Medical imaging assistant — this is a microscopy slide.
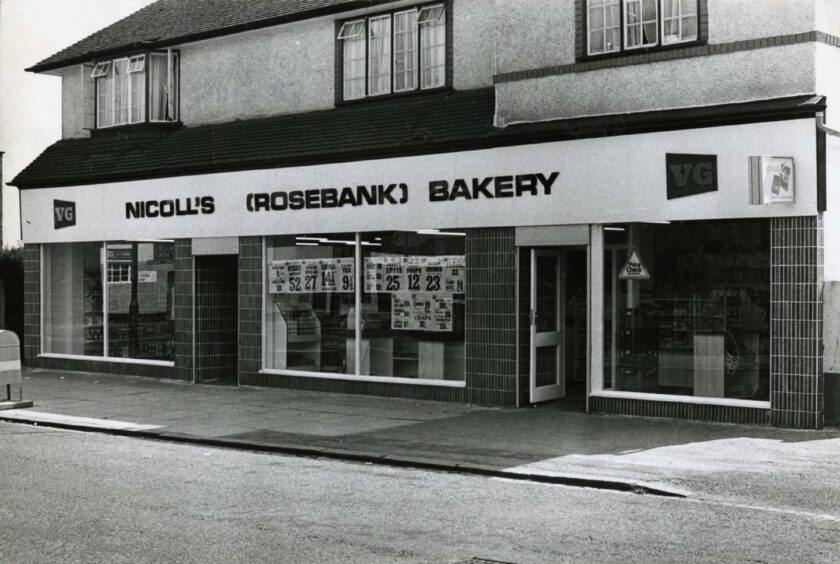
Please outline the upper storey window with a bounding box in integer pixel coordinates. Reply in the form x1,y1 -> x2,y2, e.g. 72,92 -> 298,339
586,0 -> 700,56
92,51 -> 179,129
338,3 -> 447,101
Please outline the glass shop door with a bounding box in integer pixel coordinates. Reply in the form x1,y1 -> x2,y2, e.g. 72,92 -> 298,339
530,249 -> 566,402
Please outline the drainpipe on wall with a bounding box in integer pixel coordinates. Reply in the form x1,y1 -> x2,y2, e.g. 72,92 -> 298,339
816,112 -> 840,138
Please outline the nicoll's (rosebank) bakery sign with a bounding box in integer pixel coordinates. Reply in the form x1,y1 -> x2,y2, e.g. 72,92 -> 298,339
20,118 -> 819,243
121,172 -> 560,219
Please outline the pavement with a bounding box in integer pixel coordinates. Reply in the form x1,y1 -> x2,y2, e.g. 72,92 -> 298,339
4,368 -> 840,514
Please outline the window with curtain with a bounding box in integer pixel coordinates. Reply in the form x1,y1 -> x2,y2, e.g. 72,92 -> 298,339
338,3 -> 447,101
92,51 -> 179,128
585,0 -> 700,56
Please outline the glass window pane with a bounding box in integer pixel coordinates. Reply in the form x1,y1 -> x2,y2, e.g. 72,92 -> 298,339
149,52 -> 178,121
368,15 -> 392,95
394,10 -> 417,92
360,230 -> 465,381
106,242 -> 175,360
97,73 -> 113,128
604,220 -> 770,401
265,234 -> 356,374
420,10 -> 446,89
681,15 -> 697,39
343,33 -> 367,99
42,243 -> 103,356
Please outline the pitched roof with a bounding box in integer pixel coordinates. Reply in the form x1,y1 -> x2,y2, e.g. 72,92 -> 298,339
10,91 -> 825,190
29,0 -> 397,73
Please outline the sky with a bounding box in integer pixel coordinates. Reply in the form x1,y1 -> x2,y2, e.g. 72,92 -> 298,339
0,0 -> 155,247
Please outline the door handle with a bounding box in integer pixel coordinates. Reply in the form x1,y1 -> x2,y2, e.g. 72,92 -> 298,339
530,309 -> 537,326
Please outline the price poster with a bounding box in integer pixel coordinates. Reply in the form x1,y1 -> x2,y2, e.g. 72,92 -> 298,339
269,258 -> 354,294
391,293 -> 453,332
365,255 -> 465,295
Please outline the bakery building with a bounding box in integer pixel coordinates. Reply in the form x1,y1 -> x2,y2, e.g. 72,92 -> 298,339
11,0 -> 840,428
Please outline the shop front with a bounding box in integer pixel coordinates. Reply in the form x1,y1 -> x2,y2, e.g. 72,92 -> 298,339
19,116 -> 825,426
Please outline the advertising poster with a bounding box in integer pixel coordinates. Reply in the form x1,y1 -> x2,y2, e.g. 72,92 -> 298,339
761,156 -> 795,204
269,258 -> 354,294
391,293 -> 453,332
365,255 -> 465,295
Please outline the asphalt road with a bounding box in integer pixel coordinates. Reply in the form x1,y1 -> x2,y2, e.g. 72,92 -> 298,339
1,422 -> 838,563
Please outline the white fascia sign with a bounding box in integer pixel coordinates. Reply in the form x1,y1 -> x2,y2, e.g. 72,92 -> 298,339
20,119 -> 817,244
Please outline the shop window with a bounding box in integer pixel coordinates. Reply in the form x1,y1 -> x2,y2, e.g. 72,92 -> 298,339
93,51 -> 179,128
42,241 -> 175,362
584,0 -> 701,57
263,230 -> 466,382
603,220 -> 770,401
338,3 -> 447,101
265,234 -> 357,374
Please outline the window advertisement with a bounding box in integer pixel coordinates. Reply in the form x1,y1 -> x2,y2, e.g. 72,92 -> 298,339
105,242 -> 175,360
360,231 -> 465,380
264,234 -> 356,374
42,242 -> 104,356
604,220 -> 770,401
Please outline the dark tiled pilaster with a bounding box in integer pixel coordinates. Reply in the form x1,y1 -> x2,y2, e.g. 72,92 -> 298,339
465,227 -> 518,406
22,245 -> 41,366
195,255 -> 238,383
173,239 -> 194,381
770,216 -> 824,429
238,237 -> 263,384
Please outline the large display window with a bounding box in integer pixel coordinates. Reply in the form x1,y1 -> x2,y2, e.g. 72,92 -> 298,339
42,241 -> 175,362
263,230 -> 466,382
603,220 -> 770,401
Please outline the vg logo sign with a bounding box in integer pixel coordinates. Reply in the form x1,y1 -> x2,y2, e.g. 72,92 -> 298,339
53,200 -> 76,229
666,154 -> 718,200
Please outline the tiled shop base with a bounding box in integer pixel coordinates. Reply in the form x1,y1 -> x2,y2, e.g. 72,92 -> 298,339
590,396 -> 769,425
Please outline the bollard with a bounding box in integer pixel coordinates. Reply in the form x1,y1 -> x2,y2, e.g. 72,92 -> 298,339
0,330 -> 31,408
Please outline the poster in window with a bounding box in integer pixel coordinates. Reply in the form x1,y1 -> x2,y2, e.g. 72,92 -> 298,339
391,293 -> 453,332
365,255 -> 465,294
270,258 -> 354,294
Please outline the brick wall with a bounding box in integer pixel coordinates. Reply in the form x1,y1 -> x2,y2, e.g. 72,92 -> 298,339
770,216 -> 824,429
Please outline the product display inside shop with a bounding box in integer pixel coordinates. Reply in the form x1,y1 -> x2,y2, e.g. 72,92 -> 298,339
264,230 -> 465,381
603,220 -> 770,401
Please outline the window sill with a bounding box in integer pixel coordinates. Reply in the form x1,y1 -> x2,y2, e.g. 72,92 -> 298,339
591,390 -> 769,409
576,38 -> 707,63
39,353 -> 174,367
260,368 -> 466,387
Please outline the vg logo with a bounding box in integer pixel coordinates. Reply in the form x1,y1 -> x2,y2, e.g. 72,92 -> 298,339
54,200 -> 76,229
666,153 -> 718,200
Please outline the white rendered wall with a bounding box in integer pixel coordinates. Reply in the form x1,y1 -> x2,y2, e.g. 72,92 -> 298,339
61,66 -> 85,139
494,0 -> 825,124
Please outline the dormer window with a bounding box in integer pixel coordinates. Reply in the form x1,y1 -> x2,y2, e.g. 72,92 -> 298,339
338,3 -> 447,101
91,51 -> 179,129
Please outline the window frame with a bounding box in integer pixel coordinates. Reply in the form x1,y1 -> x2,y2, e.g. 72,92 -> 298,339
581,0 -> 704,60
336,1 -> 450,103
91,49 -> 180,130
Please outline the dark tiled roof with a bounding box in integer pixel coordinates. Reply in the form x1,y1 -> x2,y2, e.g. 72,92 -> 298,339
11,89 -> 497,189
29,0 -> 397,73
10,91 -> 825,190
